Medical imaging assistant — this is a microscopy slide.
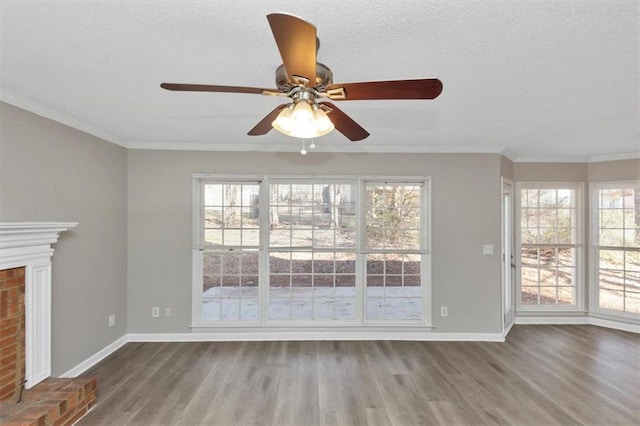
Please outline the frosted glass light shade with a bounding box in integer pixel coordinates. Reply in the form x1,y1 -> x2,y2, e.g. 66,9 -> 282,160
272,101 -> 335,139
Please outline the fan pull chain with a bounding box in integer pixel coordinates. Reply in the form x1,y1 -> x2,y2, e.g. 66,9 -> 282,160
300,139 -> 317,155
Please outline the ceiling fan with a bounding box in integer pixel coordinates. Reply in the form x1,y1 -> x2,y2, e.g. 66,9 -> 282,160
160,13 -> 443,142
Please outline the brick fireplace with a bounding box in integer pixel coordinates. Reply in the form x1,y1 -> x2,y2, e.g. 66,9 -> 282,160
0,222 -> 77,390
0,266 -> 26,402
0,223 -> 99,425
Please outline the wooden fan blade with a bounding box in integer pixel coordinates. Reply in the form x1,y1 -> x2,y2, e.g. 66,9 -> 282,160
267,13 -> 317,85
160,83 -> 276,94
325,78 -> 443,100
247,104 -> 287,136
322,102 -> 369,142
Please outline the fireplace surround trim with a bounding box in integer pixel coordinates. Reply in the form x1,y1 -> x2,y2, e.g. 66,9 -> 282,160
0,222 -> 77,389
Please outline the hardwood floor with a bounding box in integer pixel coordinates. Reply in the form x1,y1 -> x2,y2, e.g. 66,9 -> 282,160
77,325 -> 639,425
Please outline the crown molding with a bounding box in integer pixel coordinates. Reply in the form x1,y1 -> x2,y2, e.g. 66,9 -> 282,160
126,140 -> 505,154
587,152 -> 640,163
513,151 -> 640,164
0,89 -> 128,148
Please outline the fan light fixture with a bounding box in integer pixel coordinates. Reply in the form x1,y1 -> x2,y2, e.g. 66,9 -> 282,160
272,101 -> 335,139
160,13 -> 442,142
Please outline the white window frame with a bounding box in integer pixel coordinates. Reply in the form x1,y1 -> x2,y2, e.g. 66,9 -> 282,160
191,175 -> 264,326
589,180 -> 640,321
515,182 -> 585,312
191,174 -> 432,328
361,179 -> 431,325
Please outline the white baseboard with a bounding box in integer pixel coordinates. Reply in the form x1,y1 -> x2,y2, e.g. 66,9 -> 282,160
60,334 -> 128,378
515,315 -> 639,333
515,316 -> 589,325
589,317 -> 640,333
503,321 -> 515,337
60,317 -> 639,378
128,331 -> 505,342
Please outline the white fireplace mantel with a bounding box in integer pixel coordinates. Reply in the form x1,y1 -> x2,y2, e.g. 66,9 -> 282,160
0,222 -> 77,389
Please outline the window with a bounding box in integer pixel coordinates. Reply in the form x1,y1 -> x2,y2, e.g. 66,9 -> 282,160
591,182 -> 640,316
365,182 -> 426,321
268,181 -> 357,321
197,180 -> 261,322
516,183 -> 583,310
192,175 -> 430,327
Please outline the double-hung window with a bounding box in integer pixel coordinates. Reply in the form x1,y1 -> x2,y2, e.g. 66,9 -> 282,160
192,175 -> 430,327
591,182 -> 640,317
516,183 -> 584,310
364,181 -> 428,322
268,180 -> 358,321
195,179 -> 262,322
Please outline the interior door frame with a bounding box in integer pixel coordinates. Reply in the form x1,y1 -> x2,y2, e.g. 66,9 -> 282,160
501,177 -> 515,335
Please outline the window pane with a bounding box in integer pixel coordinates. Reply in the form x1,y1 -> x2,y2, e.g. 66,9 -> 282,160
626,251 -> 640,272
627,272 -> 640,292
557,287 -> 574,305
599,289 -> 624,311
204,229 -> 223,246
600,250 -> 623,270
600,229 -> 624,246
601,209 -> 623,229
557,248 -> 575,266
269,249 -> 357,321
270,183 -> 356,249
539,287 -> 557,305
202,251 -> 260,322
625,292 -> 640,314
366,253 -> 423,321
521,287 -> 539,305
366,184 -> 421,250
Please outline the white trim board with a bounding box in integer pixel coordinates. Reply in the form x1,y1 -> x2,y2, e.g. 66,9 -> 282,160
515,316 -> 640,333
128,331 -> 505,343
60,335 -> 128,378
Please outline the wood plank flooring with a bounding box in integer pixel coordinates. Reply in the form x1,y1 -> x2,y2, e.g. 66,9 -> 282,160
77,325 -> 640,425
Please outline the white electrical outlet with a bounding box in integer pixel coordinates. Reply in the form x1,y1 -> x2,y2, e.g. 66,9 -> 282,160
152,306 -> 160,317
108,314 -> 115,328
441,306 -> 448,317
483,244 -> 494,255
164,307 -> 171,317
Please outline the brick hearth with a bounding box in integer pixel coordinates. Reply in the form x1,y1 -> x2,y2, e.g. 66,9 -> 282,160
0,377 -> 97,425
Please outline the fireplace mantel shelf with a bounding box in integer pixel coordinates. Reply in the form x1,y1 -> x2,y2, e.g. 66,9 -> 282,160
0,222 -> 78,250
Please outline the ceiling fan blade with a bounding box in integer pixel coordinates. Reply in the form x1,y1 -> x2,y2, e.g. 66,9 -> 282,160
247,104 -> 287,136
321,102 -> 369,142
325,78 -> 443,100
267,13 -> 317,85
160,83 -> 276,94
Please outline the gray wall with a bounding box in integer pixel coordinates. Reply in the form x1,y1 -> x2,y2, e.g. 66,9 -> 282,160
588,159 -> 640,182
513,162 -> 588,182
127,150 -> 504,333
500,155 -> 513,180
0,102 -> 127,375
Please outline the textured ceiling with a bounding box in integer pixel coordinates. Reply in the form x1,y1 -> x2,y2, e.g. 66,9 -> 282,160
1,0 -> 638,161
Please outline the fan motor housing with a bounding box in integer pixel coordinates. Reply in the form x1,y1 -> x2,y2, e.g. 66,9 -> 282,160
275,63 -> 333,92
